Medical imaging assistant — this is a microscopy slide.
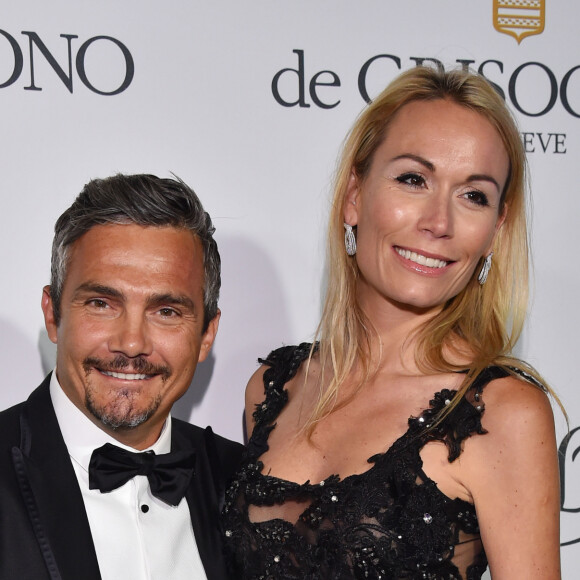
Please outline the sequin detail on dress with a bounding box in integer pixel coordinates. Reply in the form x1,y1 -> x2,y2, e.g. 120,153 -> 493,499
223,343 -> 513,580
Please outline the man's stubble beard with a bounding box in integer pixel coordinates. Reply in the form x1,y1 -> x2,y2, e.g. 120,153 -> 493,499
85,387 -> 162,430
82,355 -> 170,430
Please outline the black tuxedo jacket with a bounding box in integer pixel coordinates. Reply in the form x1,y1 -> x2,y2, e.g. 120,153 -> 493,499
0,375 -> 244,580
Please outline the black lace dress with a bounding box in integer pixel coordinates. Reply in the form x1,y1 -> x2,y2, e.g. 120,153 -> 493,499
222,343 -> 511,580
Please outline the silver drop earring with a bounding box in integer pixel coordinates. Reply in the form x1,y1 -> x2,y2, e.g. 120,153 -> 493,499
478,252 -> 493,285
344,223 -> 356,256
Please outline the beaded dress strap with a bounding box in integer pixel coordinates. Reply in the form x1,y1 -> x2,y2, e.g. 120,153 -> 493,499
246,343 -> 313,459
406,366 -> 511,462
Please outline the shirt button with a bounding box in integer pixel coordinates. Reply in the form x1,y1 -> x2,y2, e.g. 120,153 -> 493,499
141,504 -> 150,513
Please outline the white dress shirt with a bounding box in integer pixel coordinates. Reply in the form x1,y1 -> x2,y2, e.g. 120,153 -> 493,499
50,372 -> 207,579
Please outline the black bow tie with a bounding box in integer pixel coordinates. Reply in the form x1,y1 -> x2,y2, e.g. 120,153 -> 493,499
89,443 -> 196,506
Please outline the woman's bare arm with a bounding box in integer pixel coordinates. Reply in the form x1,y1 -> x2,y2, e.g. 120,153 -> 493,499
462,375 -> 561,579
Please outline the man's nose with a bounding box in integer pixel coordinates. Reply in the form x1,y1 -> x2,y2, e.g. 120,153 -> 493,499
107,311 -> 153,358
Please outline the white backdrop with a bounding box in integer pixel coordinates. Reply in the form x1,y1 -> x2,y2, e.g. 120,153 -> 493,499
1,1 -> 579,576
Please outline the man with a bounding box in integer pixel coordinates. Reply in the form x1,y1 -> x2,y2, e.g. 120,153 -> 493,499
0,174 -> 243,580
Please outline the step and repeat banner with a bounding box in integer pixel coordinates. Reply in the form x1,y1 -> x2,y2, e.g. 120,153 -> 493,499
1,1 -> 578,574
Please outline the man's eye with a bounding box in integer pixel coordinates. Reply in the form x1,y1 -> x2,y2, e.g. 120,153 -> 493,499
396,173 -> 425,188
88,299 -> 108,308
159,308 -> 179,318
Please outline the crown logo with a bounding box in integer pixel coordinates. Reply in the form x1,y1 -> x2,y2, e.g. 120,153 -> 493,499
493,0 -> 545,43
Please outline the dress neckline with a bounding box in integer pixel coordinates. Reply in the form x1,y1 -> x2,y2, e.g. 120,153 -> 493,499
248,343 -> 507,497
251,384 -> 458,492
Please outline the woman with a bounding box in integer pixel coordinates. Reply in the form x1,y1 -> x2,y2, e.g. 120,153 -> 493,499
222,67 -> 561,579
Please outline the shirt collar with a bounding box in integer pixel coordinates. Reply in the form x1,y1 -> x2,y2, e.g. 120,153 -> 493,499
50,369 -> 172,473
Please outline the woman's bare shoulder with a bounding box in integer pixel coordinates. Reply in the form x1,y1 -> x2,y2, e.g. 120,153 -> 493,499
477,372 -> 555,440
457,371 -> 558,504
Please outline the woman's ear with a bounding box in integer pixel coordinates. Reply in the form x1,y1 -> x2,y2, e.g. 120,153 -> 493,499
486,202 -> 508,254
343,171 -> 360,226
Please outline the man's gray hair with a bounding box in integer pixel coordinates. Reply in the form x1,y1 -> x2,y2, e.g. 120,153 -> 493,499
50,173 -> 220,331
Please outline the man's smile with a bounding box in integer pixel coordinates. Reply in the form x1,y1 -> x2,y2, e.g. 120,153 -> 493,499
100,370 -> 153,381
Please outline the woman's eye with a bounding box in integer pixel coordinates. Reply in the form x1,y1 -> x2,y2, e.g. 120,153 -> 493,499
396,173 -> 425,188
464,190 -> 490,207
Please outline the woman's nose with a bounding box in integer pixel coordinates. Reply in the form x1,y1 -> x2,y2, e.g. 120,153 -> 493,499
417,193 -> 454,238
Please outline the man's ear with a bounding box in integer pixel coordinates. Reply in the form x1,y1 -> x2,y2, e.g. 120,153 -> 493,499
41,286 -> 58,344
343,171 -> 360,227
198,309 -> 220,363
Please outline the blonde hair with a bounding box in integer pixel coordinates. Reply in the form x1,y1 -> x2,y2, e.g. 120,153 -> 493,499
308,66 -> 559,429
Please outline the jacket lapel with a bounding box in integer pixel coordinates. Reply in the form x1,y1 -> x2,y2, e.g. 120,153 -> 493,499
173,423 -> 230,580
15,377 -> 102,580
